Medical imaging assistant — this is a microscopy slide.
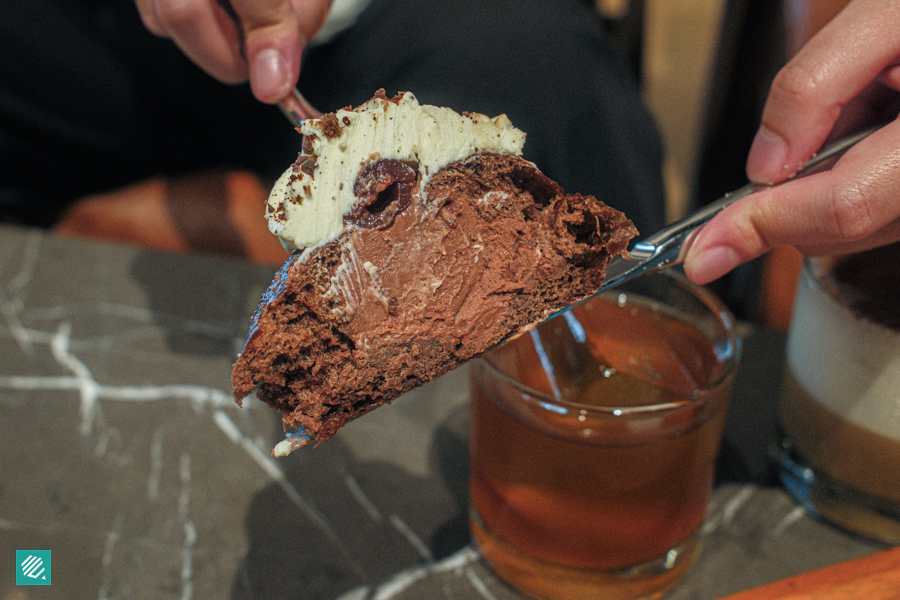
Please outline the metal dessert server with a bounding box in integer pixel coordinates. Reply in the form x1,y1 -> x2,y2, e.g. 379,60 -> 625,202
576,124 -> 884,304
217,0 -> 321,125
278,87 -> 321,125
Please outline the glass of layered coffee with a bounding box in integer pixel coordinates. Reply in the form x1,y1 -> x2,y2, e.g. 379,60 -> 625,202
774,243 -> 900,543
469,271 -> 740,600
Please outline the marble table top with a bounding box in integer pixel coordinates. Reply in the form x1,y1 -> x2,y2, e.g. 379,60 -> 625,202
0,224 -> 884,599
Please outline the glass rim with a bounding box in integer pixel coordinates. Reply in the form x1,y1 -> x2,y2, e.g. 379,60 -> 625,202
479,271 -> 741,418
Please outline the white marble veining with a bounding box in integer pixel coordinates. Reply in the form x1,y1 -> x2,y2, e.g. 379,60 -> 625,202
97,512 -> 125,600
0,228 -> 459,598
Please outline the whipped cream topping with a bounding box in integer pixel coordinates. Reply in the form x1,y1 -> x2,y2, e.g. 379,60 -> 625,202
266,91 -> 526,250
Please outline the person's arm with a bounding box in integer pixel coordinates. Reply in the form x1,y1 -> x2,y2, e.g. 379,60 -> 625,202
685,0 -> 900,284
134,0 -> 332,103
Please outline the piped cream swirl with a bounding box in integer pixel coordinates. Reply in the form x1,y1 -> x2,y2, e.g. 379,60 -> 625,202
266,91 -> 526,250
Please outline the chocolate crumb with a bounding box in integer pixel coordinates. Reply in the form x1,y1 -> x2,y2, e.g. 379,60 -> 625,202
298,155 -> 317,176
319,114 -> 342,140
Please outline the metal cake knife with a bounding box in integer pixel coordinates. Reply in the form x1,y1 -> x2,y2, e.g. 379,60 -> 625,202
574,123 -> 885,306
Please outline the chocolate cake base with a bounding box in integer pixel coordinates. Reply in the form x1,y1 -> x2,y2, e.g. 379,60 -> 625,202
232,153 -> 637,448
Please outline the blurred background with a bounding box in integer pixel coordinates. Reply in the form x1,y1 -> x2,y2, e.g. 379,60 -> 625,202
1,0 -> 854,328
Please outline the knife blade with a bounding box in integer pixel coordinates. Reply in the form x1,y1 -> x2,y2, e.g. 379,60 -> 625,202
571,122 -> 885,309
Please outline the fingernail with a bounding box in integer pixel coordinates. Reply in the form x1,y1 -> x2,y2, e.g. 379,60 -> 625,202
747,127 -> 788,185
687,246 -> 741,284
251,48 -> 289,102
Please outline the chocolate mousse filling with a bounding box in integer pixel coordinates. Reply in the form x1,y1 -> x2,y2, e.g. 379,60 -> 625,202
232,152 -> 636,449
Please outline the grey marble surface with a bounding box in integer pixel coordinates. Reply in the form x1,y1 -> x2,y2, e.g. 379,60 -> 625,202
0,225 -> 884,600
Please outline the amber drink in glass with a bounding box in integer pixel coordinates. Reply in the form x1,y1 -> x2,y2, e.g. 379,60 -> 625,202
469,271 -> 739,600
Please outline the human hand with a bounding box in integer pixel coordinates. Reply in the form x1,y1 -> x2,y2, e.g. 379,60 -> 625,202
685,0 -> 900,284
135,0 -> 332,103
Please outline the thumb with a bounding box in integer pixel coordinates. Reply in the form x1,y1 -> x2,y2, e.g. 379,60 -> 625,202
229,0 -> 330,103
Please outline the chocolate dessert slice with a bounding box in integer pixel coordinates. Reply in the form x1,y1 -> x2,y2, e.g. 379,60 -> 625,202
232,91 -> 637,454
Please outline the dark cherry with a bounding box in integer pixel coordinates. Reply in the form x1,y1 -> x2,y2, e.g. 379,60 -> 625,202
346,159 -> 419,229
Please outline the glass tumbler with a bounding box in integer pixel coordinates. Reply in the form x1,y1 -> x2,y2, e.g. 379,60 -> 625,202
774,248 -> 900,543
469,271 -> 740,600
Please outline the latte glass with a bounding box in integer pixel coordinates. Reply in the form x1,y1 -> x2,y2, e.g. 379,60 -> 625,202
774,251 -> 900,543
